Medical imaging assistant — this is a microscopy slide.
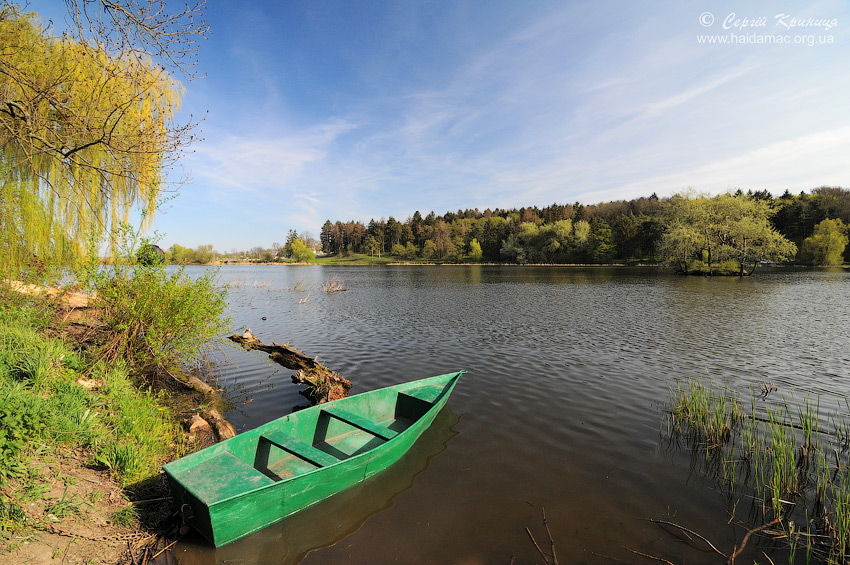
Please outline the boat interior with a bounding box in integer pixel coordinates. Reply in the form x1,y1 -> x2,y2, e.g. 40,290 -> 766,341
171,381 -> 448,504
254,387 -> 437,480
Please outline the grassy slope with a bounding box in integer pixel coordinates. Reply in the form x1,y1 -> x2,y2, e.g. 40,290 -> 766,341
0,294 -> 184,562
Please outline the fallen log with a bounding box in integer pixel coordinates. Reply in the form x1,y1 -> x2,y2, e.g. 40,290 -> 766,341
228,329 -> 351,404
292,367 -> 351,405
229,329 -> 320,370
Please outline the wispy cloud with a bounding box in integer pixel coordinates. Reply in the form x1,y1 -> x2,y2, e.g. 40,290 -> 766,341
640,64 -> 754,119
152,0 -> 850,250
189,118 -> 358,194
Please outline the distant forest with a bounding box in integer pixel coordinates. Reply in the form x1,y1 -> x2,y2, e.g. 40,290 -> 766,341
317,187 -> 850,265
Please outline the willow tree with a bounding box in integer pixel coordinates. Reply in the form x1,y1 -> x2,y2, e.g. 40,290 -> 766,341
0,1 -> 206,277
659,191 -> 797,275
800,218 -> 849,266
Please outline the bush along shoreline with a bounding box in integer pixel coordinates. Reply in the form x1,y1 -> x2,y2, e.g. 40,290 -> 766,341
0,247 -> 232,563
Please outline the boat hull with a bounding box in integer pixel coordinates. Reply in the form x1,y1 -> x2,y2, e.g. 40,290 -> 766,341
163,371 -> 463,547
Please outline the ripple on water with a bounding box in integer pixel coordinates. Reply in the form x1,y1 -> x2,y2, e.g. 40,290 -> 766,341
174,265 -> 850,564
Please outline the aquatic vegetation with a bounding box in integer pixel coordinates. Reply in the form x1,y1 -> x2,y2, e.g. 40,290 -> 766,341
666,379 -> 850,563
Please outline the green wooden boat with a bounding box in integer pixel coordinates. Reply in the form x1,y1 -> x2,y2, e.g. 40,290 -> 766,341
163,370 -> 464,547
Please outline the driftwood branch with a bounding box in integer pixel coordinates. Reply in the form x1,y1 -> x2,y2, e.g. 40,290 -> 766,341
729,518 -> 781,565
229,329 -> 320,370
228,329 -> 351,404
526,507 -> 559,565
648,519 -> 727,557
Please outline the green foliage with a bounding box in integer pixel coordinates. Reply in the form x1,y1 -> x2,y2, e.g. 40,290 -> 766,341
289,238 -> 315,263
85,224 -> 231,372
668,381 -> 850,562
659,191 -> 797,274
312,188 -> 850,266
468,238 -> 483,261
0,4 -> 188,277
166,243 -> 216,264
421,240 -> 437,260
800,218 -> 848,266
112,505 -> 139,528
0,403 -> 28,481
136,243 -> 165,267
0,300 -> 182,490
588,219 -> 615,262
92,267 -> 229,371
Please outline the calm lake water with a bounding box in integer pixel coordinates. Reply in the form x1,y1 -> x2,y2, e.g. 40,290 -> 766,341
170,265 -> 850,564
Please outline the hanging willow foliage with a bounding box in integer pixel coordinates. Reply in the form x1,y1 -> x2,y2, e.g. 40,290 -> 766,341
0,3 -> 198,277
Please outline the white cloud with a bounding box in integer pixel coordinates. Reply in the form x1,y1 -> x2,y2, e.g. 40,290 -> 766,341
161,0 -> 850,250
574,125 -> 850,204
640,64 -> 755,119
189,118 -> 358,193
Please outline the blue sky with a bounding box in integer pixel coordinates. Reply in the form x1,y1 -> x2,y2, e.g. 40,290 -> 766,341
32,1 -> 850,251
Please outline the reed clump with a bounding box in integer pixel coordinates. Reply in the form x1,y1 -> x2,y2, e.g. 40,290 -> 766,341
321,277 -> 346,293
667,379 -> 850,563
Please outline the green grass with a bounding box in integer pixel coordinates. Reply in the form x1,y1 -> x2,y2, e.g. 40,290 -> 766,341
312,253 -> 401,265
0,295 -> 183,537
111,505 -> 139,528
667,379 -> 850,563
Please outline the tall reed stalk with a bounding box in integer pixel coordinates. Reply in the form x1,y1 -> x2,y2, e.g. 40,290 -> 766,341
667,379 -> 850,563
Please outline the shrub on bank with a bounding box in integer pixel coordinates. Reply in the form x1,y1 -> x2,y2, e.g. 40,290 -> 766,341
78,224 -> 231,375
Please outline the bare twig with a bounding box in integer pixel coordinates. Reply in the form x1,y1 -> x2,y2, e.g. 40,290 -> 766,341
526,507 -> 558,564
150,538 -> 179,560
625,548 -> 676,564
321,277 -> 346,293
729,518 -> 781,565
648,519 -> 727,558
526,527 -> 548,563
542,507 -> 559,565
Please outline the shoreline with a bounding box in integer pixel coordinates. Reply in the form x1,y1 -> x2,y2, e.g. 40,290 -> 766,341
0,283 -> 231,564
181,260 -> 667,267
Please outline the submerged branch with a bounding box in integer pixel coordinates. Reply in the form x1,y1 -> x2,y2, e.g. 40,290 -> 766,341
526,507 -> 559,565
729,518 -> 781,565
647,519 -> 727,558
229,328 -> 320,370
228,329 -> 350,404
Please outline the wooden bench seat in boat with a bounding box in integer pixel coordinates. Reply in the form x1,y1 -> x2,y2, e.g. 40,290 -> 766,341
321,406 -> 399,441
401,383 -> 445,403
181,451 -> 275,504
260,429 -> 340,468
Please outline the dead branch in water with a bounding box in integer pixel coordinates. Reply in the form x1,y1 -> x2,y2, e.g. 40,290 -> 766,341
526,507 -> 558,565
729,518 -> 781,565
321,277 -> 346,293
229,328 -> 321,370
292,366 -> 351,404
228,329 -> 350,403
625,548 -> 676,564
647,519 -> 727,558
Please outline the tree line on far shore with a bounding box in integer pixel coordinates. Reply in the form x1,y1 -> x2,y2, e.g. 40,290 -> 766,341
314,187 -> 850,269
162,186 -> 850,272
